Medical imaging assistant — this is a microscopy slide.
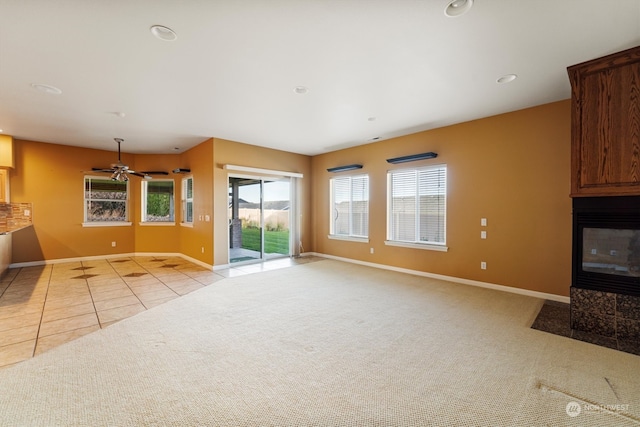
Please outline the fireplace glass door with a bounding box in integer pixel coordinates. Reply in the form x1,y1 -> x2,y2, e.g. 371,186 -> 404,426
582,228 -> 640,277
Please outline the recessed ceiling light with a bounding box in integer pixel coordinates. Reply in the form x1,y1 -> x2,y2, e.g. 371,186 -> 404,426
367,117 -> 377,122
293,86 -> 309,95
150,25 -> 177,41
31,83 -> 62,95
497,74 -> 518,84
444,0 -> 474,17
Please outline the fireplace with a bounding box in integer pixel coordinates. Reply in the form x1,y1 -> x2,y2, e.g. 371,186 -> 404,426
571,196 -> 640,341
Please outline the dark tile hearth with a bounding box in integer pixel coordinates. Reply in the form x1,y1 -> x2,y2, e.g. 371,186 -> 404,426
530,301 -> 571,338
531,300 -> 640,356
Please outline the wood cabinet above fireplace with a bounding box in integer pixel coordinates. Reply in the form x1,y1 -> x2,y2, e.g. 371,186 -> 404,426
567,46 -> 640,197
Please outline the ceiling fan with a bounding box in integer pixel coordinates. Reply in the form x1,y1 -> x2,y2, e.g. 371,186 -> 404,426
91,138 -> 168,181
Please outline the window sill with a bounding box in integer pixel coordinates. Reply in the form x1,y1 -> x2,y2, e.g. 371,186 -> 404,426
180,222 -> 194,228
384,240 -> 448,252
82,222 -> 132,228
139,222 -> 176,226
328,234 -> 369,243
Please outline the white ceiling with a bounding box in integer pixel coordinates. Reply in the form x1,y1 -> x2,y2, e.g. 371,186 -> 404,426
1,1 -> 639,156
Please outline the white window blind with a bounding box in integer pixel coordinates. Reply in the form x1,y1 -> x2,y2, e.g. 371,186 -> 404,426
182,177 -> 193,223
388,166 -> 446,245
330,174 -> 369,238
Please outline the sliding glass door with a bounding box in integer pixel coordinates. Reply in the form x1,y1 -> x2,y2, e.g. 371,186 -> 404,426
263,180 -> 290,259
228,176 -> 291,263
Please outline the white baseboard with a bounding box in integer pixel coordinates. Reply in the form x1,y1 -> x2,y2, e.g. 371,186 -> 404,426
306,252 -> 570,304
10,252 -> 214,271
10,251 -> 569,304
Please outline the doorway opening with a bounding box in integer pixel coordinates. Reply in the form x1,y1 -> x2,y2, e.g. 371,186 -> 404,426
228,176 -> 291,263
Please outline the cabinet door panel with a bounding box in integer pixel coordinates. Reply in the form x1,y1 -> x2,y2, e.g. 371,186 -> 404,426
569,46 -> 640,196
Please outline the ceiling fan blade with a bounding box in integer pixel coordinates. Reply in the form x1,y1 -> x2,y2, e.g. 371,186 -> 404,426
130,172 -> 152,179
92,140 -> 166,179
140,171 -> 169,175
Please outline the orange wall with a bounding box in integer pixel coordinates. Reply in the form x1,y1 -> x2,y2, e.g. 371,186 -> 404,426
10,140 -> 137,262
8,100 -> 572,296
10,139 -> 214,266
178,138 -> 214,264
133,153 -> 182,254
311,100 -> 572,296
211,138 -> 312,266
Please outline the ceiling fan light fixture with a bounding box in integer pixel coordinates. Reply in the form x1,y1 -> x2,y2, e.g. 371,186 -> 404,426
150,25 -> 177,41
92,138 -> 167,180
110,169 -> 128,182
444,0 -> 473,17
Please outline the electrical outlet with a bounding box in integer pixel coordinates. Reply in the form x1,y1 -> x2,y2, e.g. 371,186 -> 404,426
370,247 -> 374,254
481,218 -> 487,226
481,231 -> 487,239
201,246 -> 205,253
481,261 -> 487,270
111,241 -> 116,247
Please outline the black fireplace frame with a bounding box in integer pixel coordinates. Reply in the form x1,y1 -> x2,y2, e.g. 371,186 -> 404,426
572,196 -> 640,297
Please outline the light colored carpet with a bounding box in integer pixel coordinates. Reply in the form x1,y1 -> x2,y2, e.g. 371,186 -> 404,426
0,259 -> 639,426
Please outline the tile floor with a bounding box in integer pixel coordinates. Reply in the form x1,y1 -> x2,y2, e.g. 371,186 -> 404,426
0,255 -> 322,369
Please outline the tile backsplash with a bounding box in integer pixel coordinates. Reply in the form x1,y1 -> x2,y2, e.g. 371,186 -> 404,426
0,202 -> 32,233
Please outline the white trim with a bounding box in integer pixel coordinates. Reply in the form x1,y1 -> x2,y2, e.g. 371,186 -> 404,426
82,222 -> 132,227
180,223 -> 194,228
224,164 -> 303,178
178,253 -> 214,270
84,175 -> 130,224
305,252 -> 569,304
384,240 -> 448,252
139,222 -> 176,226
141,179 -> 175,223
328,235 -> 369,243
10,252 -> 213,271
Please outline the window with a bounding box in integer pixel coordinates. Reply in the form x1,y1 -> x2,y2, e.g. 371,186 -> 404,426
142,180 -> 174,223
330,174 -> 369,239
181,177 -> 193,224
84,177 -> 129,224
387,165 -> 447,249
